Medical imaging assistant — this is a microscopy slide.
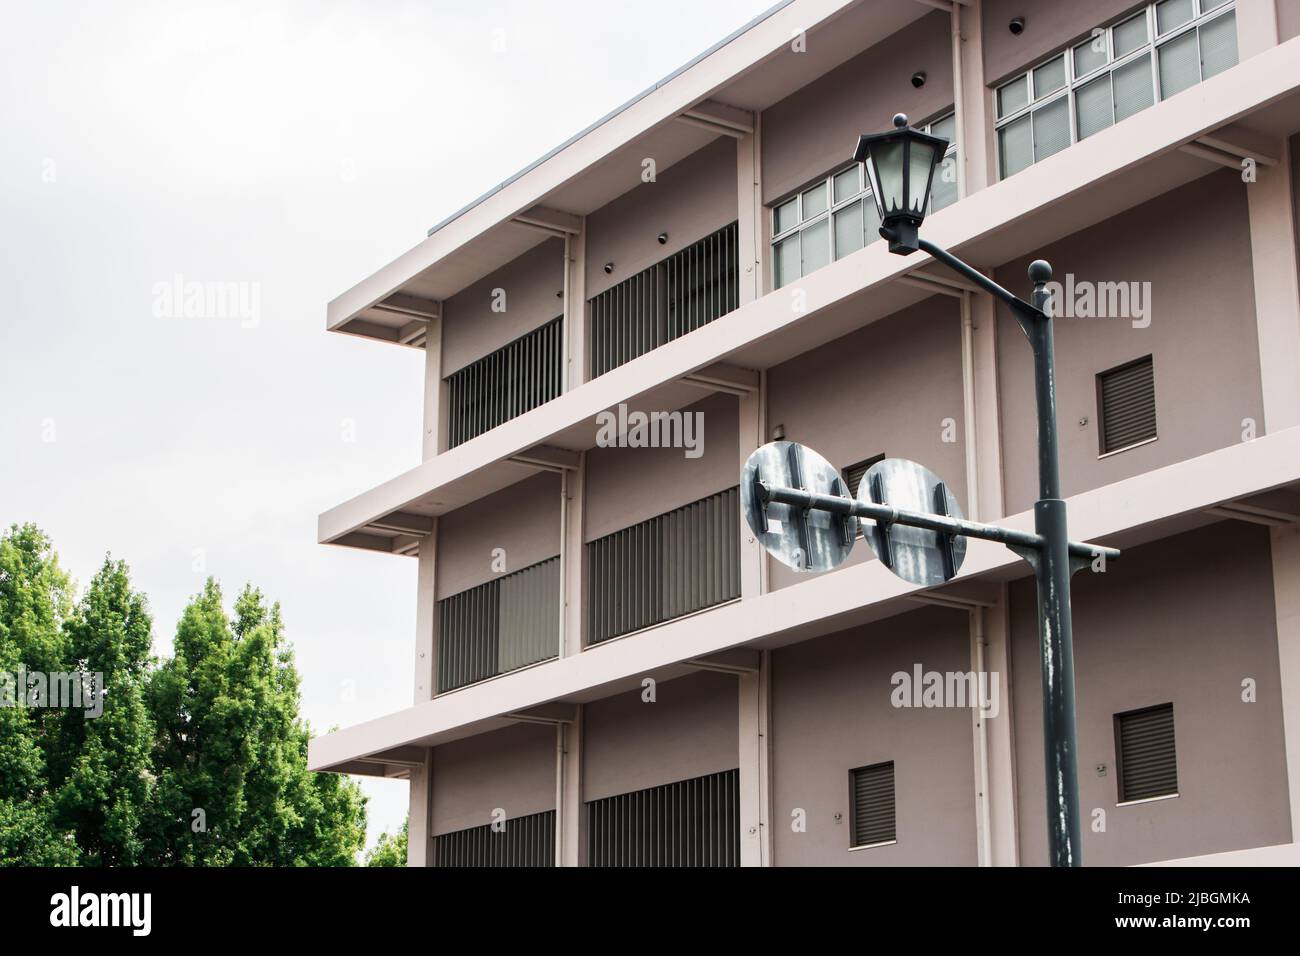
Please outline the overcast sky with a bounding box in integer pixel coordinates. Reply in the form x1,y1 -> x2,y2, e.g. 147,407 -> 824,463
0,0 -> 776,853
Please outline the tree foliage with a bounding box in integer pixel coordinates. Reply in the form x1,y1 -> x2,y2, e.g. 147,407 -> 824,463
0,524 -> 367,866
365,817 -> 408,867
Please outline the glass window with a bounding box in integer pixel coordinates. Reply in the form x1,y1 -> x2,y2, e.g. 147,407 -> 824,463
833,201 -> 864,260
997,75 -> 1030,118
832,166 -> 860,204
1072,36 -> 1108,77
773,234 -> 799,289
1199,10 -> 1238,80
1032,97 -> 1071,162
1034,55 -> 1068,97
774,198 -> 798,235
995,2 -> 1236,180
1113,13 -> 1149,57
801,182 -> 828,219
800,219 -> 830,275
1156,0 -> 1195,35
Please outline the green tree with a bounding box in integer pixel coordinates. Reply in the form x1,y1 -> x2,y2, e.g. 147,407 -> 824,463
145,580 -> 366,865
51,556 -> 156,865
0,524 -> 78,865
365,818 -> 408,867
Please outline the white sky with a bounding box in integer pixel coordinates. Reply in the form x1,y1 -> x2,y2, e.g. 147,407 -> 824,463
0,0 -> 777,853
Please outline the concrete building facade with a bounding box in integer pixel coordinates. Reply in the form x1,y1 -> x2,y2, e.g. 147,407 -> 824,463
309,0 -> 1300,867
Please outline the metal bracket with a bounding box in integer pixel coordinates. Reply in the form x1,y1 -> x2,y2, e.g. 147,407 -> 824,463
867,469 -> 895,569
786,443 -> 812,571
932,481 -> 958,581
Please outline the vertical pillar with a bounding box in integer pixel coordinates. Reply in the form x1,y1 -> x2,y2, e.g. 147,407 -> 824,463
982,589 -> 1020,865
738,653 -> 772,866
407,750 -> 434,867
952,0 -> 994,198
556,710 -> 584,866
560,454 -> 586,658
1271,525 -> 1300,841
1236,0 -> 1281,58
414,524 -> 438,703
1247,137 -> 1300,433
736,120 -> 763,306
970,292 -> 1005,521
422,312 -> 444,461
563,221 -> 588,391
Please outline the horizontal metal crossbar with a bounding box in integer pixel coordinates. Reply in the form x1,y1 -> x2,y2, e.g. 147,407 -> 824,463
756,481 -> 1120,564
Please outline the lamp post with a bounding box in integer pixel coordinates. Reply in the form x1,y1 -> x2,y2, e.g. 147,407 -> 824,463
855,113 -> 1085,867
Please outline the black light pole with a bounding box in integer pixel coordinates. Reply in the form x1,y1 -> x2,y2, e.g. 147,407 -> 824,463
855,114 -> 1083,866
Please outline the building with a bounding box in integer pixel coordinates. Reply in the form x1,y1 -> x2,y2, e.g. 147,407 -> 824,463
308,0 -> 1300,867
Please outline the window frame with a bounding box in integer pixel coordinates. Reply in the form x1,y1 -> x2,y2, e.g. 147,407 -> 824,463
1113,702 -> 1180,806
1095,353 -> 1158,458
994,1 -> 1237,178
771,115 -> 958,290
847,759 -> 898,851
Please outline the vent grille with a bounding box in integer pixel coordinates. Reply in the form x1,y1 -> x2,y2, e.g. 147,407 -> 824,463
1116,703 -> 1178,803
589,222 -> 739,378
446,316 -> 562,448
1098,355 -> 1156,454
432,809 -> 555,867
851,761 -> 896,848
842,454 -> 885,499
437,556 -> 559,693
587,769 -> 740,867
587,486 -> 739,645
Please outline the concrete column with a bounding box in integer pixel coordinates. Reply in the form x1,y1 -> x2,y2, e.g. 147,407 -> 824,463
981,589 -> 1020,865
560,455 -> 586,657
1247,137 -> 1300,433
738,652 -> 773,866
970,292 -> 1005,521
414,525 -> 438,703
952,0 -> 994,197
421,313 -> 443,461
556,710 -> 584,866
1271,525 -> 1300,841
736,118 -> 762,306
738,382 -> 768,600
1236,0 -> 1281,58
407,749 -> 434,867
563,221 -> 588,390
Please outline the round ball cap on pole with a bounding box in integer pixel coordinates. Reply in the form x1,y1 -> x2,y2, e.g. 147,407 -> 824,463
1028,259 -> 1053,284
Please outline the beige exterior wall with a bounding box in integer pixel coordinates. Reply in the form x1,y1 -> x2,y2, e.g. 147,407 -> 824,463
1010,520 -> 1291,865
435,471 -> 561,599
582,670 -> 739,802
430,722 -> 556,836
441,236 -> 564,376
585,136 -> 738,300
761,11 -> 953,206
770,604 -> 979,866
583,392 -> 739,541
765,298 -> 968,590
996,171 -> 1262,515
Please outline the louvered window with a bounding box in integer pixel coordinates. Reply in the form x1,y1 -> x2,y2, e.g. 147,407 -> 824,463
1115,703 -> 1178,803
445,316 -> 562,448
432,809 -> 555,867
437,556 -> 559,693
842,454 -> 885,501
587,769 -> 739,867
586,487 -> 740,645
850,761 -> 896,848
589,222 -> 739,378
1097,355 -> 1157,454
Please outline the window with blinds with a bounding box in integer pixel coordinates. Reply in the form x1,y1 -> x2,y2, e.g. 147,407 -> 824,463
587,769 -> 740,867
1097,355 -> 1156,455
586,487 -> 740,645
432,809 -> 555,867
445,315 -> 562,448
589,222 -> 739,378
850,761 -> 897,848
995,1 -> 1237,179
1115,703 -> 1178,803
436,556 -> 559,693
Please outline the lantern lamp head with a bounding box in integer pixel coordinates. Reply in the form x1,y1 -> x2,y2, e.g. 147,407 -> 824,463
852,113 -> 949,255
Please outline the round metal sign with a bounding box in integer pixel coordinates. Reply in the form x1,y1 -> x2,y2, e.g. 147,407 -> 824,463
741,441 -> 855,572
856,457 -> 966,587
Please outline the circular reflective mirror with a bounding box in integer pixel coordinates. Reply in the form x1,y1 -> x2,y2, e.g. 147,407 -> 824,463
856,457 -> 966,587
741,441 -> 855,572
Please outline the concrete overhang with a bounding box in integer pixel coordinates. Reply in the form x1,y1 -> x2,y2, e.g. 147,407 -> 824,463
319,37 -> 1300,553
326,0 -> 936,344
309,424 -> 1300,775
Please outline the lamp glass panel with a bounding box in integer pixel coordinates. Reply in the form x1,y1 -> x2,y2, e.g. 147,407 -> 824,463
872,139 -> 907,216
905,141 -> 937,214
